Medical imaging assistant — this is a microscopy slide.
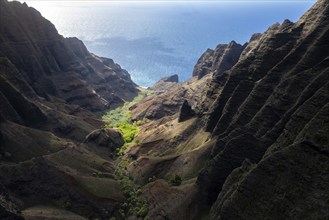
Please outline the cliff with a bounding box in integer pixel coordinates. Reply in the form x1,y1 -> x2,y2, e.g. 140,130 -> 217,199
198,0 -> 329,219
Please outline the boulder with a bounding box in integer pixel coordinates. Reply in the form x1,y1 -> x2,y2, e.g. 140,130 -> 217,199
84,128 -> 124,151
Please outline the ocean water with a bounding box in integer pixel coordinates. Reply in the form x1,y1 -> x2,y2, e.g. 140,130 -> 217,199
27,1 -> 315,87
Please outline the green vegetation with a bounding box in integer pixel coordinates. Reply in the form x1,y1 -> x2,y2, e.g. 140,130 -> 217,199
168,174 -> 182,186
102,106 -> 132,127
102,89 -> 153,128
101,90 -> 153,219
148,175 -> 157,183
102,90 -> 153,156
117,121 -> 140,144
115,161 -> 149,219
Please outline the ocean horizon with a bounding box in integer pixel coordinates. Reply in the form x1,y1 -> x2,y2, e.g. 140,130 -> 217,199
25,1 -> 315,87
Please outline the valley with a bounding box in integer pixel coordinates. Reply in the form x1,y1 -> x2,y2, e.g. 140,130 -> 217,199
0,0 -> 329,219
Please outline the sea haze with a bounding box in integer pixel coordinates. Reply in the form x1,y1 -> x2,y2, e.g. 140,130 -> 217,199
25,1 -> 315,87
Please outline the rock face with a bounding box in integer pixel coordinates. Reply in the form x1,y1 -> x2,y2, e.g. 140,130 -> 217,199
192,41 -> 246,113
83,128 -> 124,151
192,48 -> 214,79
160,74 -> 179,83
192,41 -> 245,80
132,76 -> 184,120
194,0 -> 329,219
178,100 -> 196,122
131,75 -> 210,121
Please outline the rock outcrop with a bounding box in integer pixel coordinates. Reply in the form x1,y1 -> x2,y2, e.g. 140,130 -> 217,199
178,100 -> 196,122
192,41 -> 245,81
131,74 -> 210,121
192,41 -> 246,112
83,128 -> 124,151
160,74 -> 179,83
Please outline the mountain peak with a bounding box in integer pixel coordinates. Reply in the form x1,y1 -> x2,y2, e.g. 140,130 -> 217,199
296,0 -> 329,36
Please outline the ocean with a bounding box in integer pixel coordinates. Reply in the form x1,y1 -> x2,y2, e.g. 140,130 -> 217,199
27,1 -> 315,87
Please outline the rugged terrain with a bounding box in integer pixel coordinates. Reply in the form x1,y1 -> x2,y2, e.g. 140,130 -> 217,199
0,0 -> 329,219
0,1 -> 138,219
128,0 -> 329,219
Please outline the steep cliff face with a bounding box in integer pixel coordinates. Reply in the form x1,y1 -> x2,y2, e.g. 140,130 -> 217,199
192,41 -> 246,112
193,41 -> 245,81
195,0 -> 329,219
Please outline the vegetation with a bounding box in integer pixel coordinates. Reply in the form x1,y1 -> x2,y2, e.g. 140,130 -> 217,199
148,175 -> 157,183
102,89 -> 153,128
168,174 -> 182,186
102,90 -> 153,219
117,121 -> 140,144
102,89 -> 152,155
102,106 -> 132,127
115,161 -> 149,219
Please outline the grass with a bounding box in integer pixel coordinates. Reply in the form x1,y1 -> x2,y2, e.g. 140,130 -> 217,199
102,89 -> 153,128
102,89 -> 153,156
1,122 -> 67,162
22,206 -> 87,220
102,106 -> 132,127
73,176 -> 125,201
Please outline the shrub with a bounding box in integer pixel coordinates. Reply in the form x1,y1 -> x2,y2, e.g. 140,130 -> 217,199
117,122 -> 140,144
169,175 -> 182,186
148,176 -> 157,182
137,203 -> 149,218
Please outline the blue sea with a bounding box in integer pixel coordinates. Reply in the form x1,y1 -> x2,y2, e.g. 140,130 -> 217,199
27,1 -> 315,87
